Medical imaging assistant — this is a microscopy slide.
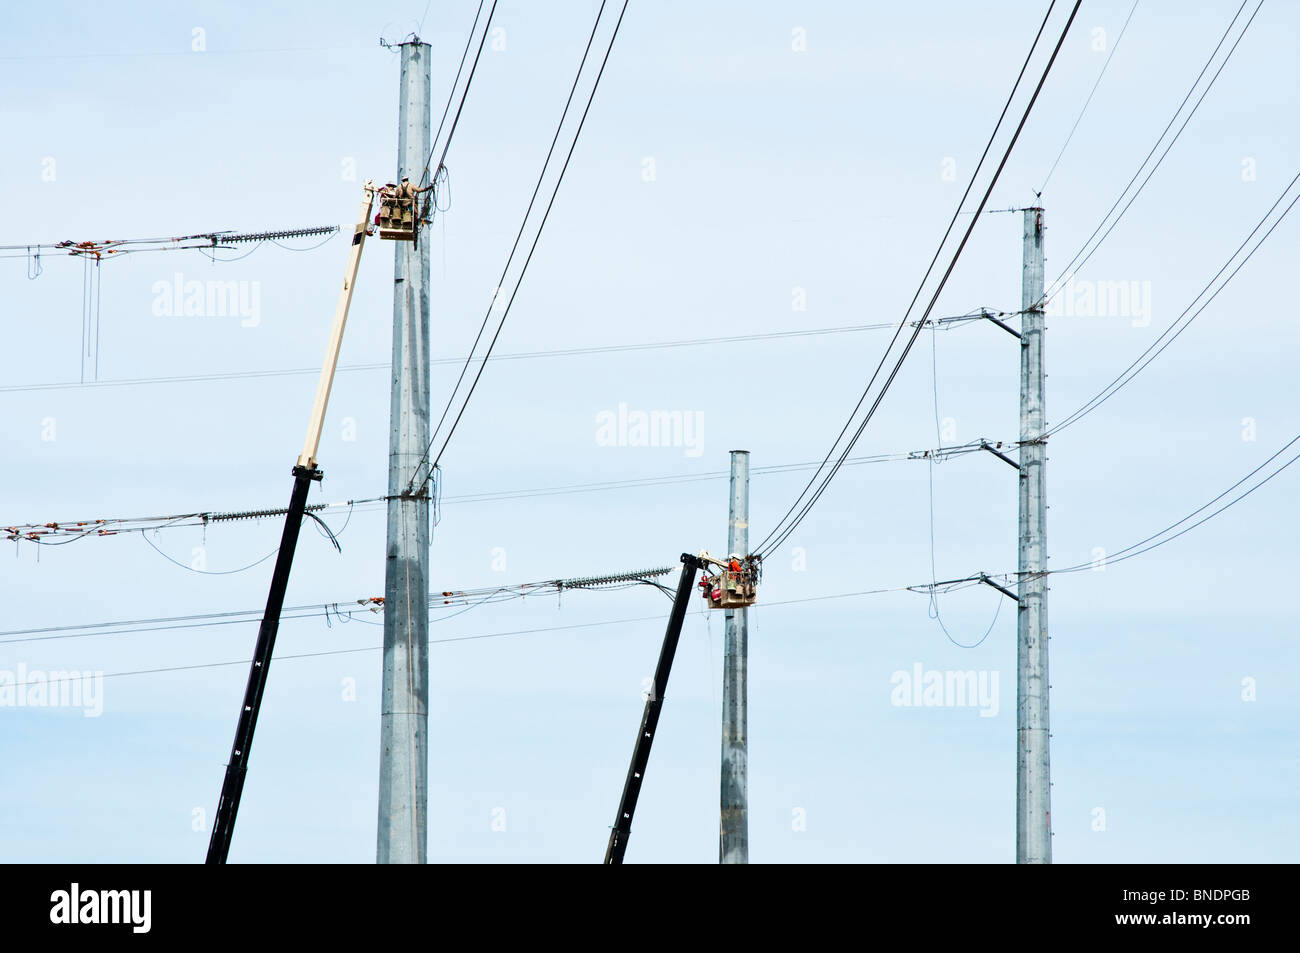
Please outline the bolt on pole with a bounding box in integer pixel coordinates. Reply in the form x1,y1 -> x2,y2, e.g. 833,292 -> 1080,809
377,37 -> 432,865
720,449 -> 750,863
1017,207 -> 1052,864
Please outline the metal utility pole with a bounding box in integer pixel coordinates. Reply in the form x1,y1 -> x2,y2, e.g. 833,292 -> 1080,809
719,450 -> 749,864
1017,206 -> 1051,864
377,37 -> 432,865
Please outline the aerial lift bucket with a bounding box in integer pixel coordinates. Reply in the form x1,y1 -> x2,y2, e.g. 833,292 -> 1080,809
698,553 -> 760,610
377,192 -> 418,242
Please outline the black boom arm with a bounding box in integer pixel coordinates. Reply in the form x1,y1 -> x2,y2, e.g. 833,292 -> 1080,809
604,552 -> 703,864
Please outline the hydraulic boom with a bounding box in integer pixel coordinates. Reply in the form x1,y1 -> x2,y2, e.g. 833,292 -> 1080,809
206,181 -> 377,864
604,552 -> 704,864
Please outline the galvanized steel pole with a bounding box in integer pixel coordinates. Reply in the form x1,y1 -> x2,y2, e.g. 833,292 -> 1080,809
720,450 -> 749,863
1017,207 -> 1051,864
378,37 -> 432,865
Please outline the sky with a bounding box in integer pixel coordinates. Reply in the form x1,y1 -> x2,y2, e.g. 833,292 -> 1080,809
1,0 -> 1297,863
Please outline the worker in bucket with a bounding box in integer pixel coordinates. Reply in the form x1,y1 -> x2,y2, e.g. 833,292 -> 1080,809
397,175 -> 433,201
699,572 -> 722,608
720,554 -> 743,600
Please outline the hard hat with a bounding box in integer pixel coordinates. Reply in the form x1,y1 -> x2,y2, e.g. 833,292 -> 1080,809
728,553 -> 741,561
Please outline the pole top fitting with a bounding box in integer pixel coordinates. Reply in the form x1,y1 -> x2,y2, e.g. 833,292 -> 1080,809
379,33 -> 432,50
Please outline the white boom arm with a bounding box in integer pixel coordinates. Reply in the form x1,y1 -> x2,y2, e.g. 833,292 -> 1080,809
297,180 -> 377,470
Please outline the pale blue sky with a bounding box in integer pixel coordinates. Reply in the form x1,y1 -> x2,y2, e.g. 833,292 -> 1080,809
1,0 -> 1297,863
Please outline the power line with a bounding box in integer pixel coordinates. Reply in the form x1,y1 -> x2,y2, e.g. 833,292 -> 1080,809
441,441 -> 999,505
1050,429 -> 1300,573
142,534 -> 280,576
4,499 -> 350,544
418,0 -> 497,187
410,0 -> 630,495
755,0 -> 1068,555
424,0 -> 487,186
1039,0 -> 1140,193
755,0 -> 1081,559
1045,168 -> 1300,437
0,45 -> 374,62
16,416 -> 1299,656
0,319 -> 990,395
3,618 -> 672,690
0,566 -> 674,646
3,439 -> 1007,542
424,0 -> 612,470
8,575 -> 1056,695
925,321 -> 1003,649
2,577 -> 993,657
16,423 -> 1300,659
1041,0 -> 1261,303
0,225 -> 339,260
